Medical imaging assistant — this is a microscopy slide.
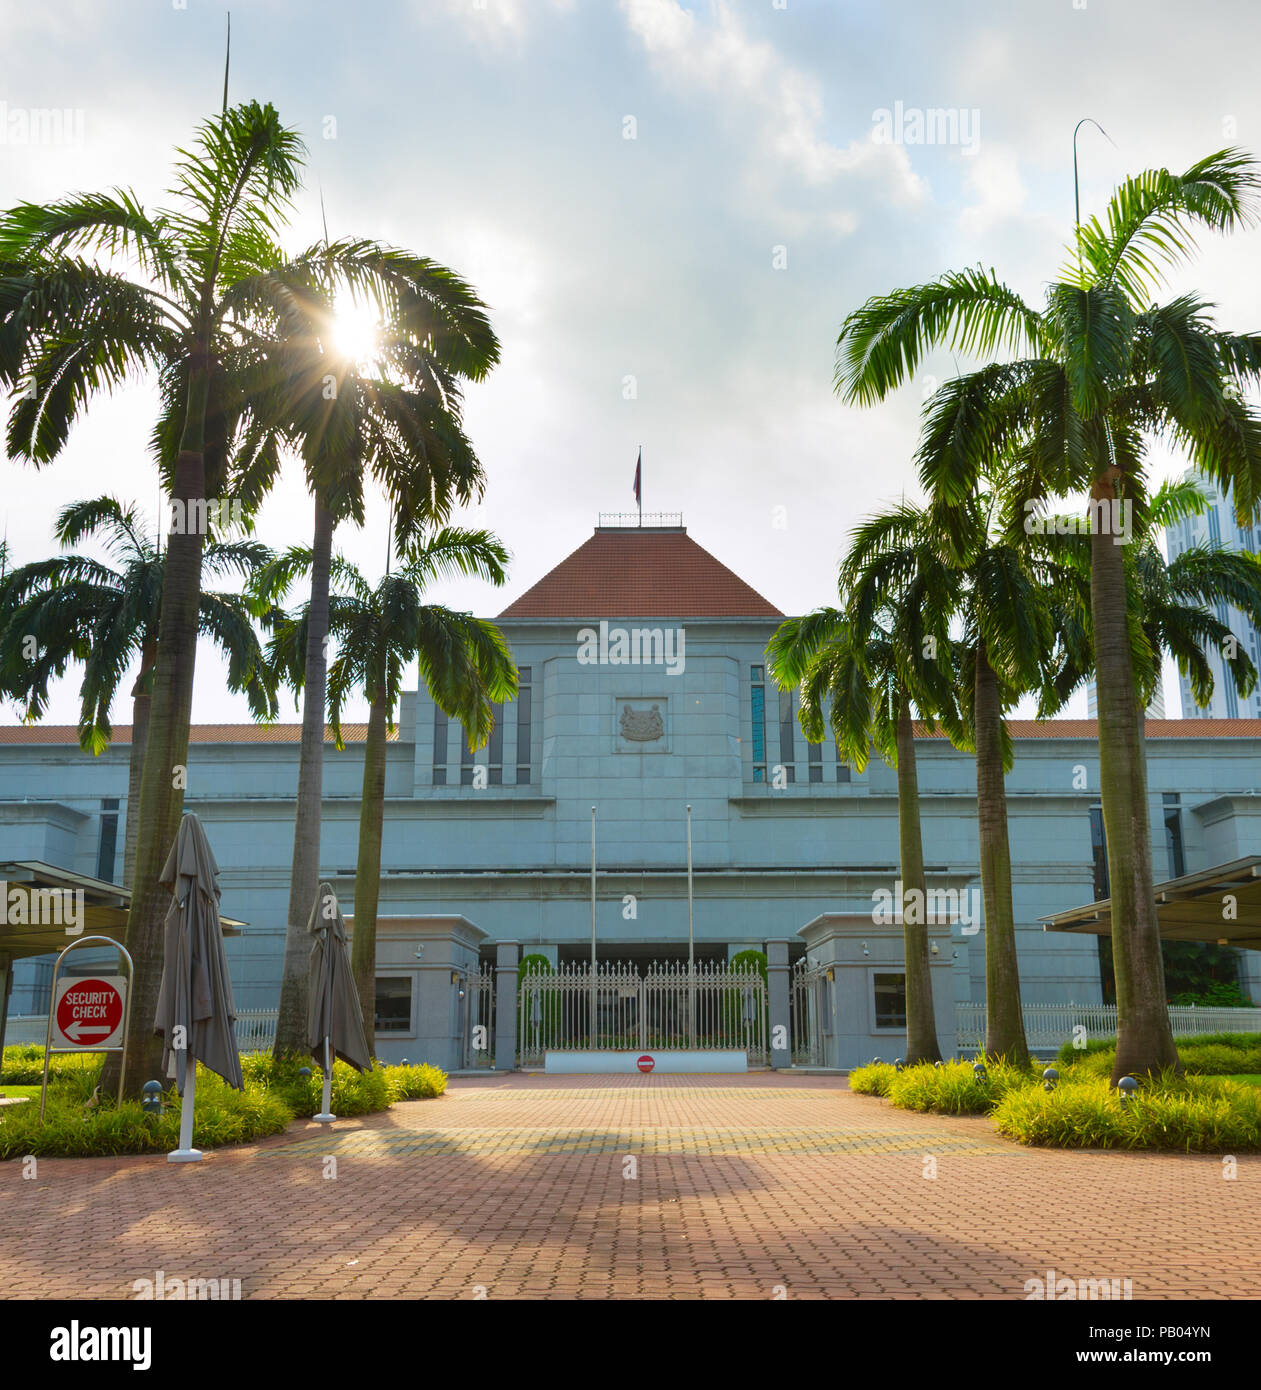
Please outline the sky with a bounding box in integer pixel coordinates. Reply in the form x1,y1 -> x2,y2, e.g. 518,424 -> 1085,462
2,0 -> 1261,727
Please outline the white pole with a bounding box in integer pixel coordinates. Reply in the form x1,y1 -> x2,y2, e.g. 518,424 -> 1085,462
167,1050 -> 203,1162
315,1036 -> 335,1123
590,806 -> 597,1050
687,803 -> 694,1049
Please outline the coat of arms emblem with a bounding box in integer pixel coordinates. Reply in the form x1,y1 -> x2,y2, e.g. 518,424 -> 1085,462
619,703 -> 665,743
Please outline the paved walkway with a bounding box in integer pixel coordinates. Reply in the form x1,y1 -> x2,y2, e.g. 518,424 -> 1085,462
3,1073 -> 1258,1299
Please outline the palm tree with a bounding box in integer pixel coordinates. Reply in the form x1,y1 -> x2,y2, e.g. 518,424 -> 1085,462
0,100 -> 474,1088
0,100 -> 305,1091
0,497 -> 277,886
265,531 -> 516,1053
768,560 -> 957,1064
244,263 -> 499,1057
834,149 -> 1261,1081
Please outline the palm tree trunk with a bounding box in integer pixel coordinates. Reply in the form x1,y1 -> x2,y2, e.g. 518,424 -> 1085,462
896,699 -> 941,1064
1091,480 -> 1180,1082
105,355 -> 210,1096
123,693 -> 150,890
274,496 -> 336,1057
122,641 -> 157,890
974,642 -> 1029,1066
350,691 -> 389,1056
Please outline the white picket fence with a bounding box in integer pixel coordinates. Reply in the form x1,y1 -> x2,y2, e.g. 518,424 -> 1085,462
956,1003 -> 1261,1053
234,1009 -> 279,1054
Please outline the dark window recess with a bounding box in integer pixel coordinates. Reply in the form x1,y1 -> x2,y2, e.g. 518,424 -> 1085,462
751,675 -> 766,782
836,745 -> 851,783
873,972 -> 907,1029
1089,805 -> 1109,900
1164,793 -> 1185,879
375,977 -> 412,1033
460,725 -> 474,786
808,740 -> 822,783
487,702 -> 503,785
516,668 -> 532,783
778,686 -> 795,783
432,707 -> 448,786
96,798 -> 120,883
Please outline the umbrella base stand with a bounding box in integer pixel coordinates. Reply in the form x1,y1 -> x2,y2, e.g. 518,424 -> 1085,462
167,1054 -> 204,1162
313,1039 -> 335,1122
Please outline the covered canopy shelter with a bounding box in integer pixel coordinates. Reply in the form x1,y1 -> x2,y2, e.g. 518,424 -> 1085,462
0,859 -> 244,1062
1042,856 -> 1261,951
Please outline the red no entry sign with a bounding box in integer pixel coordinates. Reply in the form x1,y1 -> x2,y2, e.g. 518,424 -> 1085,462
637,1054 -> 655,1073
52,975 -> 126,1049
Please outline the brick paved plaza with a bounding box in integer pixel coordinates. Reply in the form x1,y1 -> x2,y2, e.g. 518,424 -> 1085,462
4,1073 -> 1259,1300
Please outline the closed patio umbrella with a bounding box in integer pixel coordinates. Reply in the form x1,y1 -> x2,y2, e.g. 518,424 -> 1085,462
153,812 -> 242,1162
307,882 -> 372,1123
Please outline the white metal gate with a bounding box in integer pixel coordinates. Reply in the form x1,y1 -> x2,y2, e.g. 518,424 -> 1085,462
790,958 -> 828,1066
518,961 -> 767,1067
461,963 -> 496,1069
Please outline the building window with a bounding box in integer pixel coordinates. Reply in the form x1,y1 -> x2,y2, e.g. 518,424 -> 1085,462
487,702 -> 503,785
836,742 -> 850,783
1163,793 -> 1185,879
97,798 -> 119,883
432,706 -> 448,786
808,739 -> 822,783
750,667 -> 766,782
375,977 -> 412,1033
460,725 -> 474,786
778,686 -> 795,783
515,666 -> 532,783
873,972 -> 907,1029
1089,805 -> 1109,900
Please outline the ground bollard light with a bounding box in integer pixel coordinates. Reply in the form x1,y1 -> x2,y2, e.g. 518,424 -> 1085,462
972,1061 -> 988,1079
894,1058 -> 904,1072
871,1057 -> 881,1066
1118,1076 -> 1139,1105
1042,1067 -> 1059,1092
298,1067 -> 311,1079
141,1081 -> 163,1117
934,1060 -> 943,1068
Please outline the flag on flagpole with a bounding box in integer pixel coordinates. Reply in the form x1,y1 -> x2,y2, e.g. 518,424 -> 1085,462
633,447 -> 642,508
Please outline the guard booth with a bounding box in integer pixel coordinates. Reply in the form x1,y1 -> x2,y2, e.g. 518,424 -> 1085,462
794,913 -> 959,1070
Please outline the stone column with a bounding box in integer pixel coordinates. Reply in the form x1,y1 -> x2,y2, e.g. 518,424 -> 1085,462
495,940 -> 520,1071
766,938 -> 791,1069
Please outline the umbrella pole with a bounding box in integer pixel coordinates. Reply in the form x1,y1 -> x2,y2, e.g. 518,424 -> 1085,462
168,1052 -> 203,1163
315,1035 -> 335,1123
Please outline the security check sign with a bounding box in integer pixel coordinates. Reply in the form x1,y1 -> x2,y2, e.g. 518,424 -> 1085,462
52,975 -> 127,1049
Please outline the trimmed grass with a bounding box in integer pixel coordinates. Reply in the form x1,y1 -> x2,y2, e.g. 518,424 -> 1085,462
0,1049 -> 448,1159
849,1044 -> 1261,1151
0,1085 -> 40,1100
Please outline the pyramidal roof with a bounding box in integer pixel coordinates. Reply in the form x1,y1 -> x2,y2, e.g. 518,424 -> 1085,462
498,525 -> 783,620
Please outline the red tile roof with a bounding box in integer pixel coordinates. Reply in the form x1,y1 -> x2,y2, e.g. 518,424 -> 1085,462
0,724 -> 396,745
498,527 -> 783,619
0,717 -> 1255,746
916,719 -> 1261,739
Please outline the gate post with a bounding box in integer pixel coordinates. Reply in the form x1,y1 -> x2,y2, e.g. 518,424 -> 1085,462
494,940 -> 520,1071
766,939 -> 791,1069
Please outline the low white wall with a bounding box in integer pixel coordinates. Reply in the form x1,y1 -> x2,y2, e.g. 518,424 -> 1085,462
543,1050 -> 747,1074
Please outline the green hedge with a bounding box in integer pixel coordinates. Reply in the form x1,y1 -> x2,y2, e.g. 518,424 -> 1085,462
0,1069 -> 292,1160
1056,1032 -> 1261,1077
992,1074 -> 1261,1152
1,1050 -> 447,1159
